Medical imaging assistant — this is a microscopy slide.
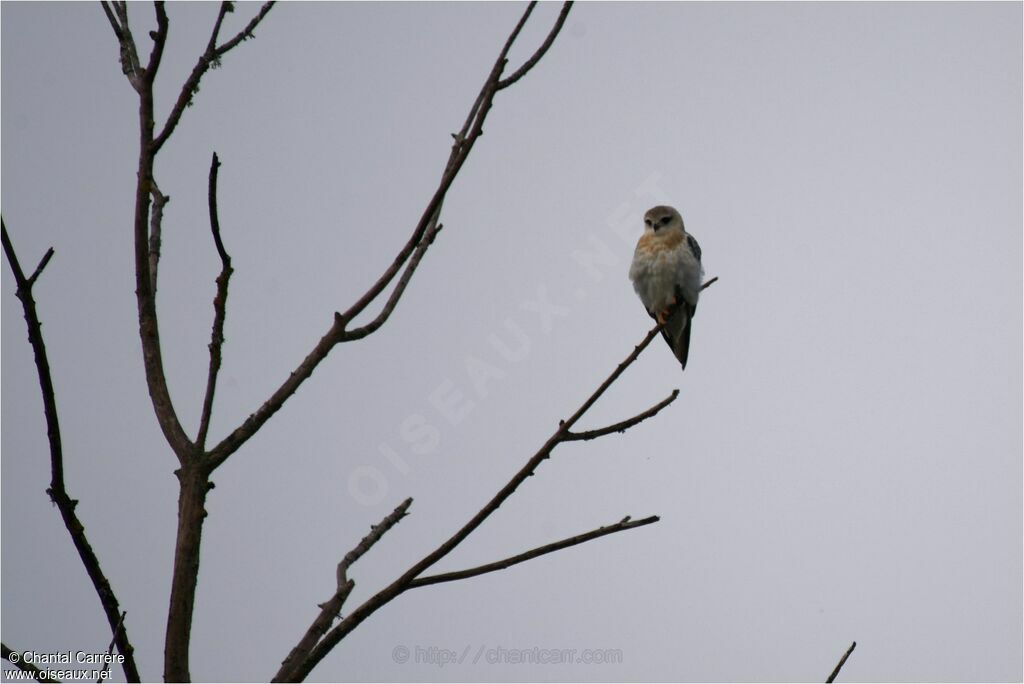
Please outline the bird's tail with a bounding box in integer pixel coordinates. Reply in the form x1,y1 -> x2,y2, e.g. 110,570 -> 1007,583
660,307 -> 693,370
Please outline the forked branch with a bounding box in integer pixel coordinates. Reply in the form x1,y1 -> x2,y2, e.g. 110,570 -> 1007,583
497,1 -> 574,90
277,277 -> 717,681
151,2 -> 276,153
276,498 -> 413,681
99,1 -> 142,88
408,515 -> 660,588
206,1 -> 575,472
342,218 -> 444,341
97,4 -> 278,678
563,390 -> 679,441
1,219 -> 142,683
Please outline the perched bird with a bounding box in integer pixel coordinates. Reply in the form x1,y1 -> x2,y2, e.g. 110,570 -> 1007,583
629,205 -> 704,370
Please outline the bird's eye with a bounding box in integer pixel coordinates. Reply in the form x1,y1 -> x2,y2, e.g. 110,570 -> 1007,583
644,219 -> 652,226
660,216 -> 671,225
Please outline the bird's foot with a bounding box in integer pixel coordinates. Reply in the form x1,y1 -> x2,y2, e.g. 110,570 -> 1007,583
657,296 -> 678,324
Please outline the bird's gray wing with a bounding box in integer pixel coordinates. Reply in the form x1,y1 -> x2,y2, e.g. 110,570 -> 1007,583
684,233 -> 702,317
686,233 -> 702,262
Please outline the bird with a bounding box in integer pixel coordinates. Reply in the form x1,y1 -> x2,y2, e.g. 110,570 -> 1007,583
629,205 -> 704,370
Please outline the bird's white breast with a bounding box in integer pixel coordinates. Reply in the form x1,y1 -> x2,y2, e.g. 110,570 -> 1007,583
629,232 -> 702,314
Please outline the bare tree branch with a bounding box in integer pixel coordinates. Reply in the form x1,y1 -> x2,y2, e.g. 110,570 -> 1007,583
2,643 -> 59,683
124,3 -> 193,461
492,0 -> 537,76
196,152 -> 232,449
496,1 -> 574,91
143,2 -> 169,85
100,5 -> 275,675
276,498 -> 413,682
448,0 -> 537,153
408,515 -> 659,588
99,3 -> 126,52
207,3 -> 573,472
105,7 -> 208,676
205,1 -> 232,53
151,2 -> 275,153
2,219 -> 142,683
92,2 -> 581,679
214,1 -> 276,55
206,319 -> 344,471
112,0 -> 129,28
148,181 -> 168,294
98,612 -> 127,683
826,641 -> 857,683
26,248 -> 54,287
341,219 -> 444,341
336,3 -> 574,329
100,1 -> 121,36
335,498 -> 414,584
562,390 -> 679,441
281,276 -> 716,682
205,153 -> 231,265
100,1 -> 142,88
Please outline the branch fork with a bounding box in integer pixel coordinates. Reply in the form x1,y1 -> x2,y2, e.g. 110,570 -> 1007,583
2,220 -> 142,682
274,274 -> 717,681
6,2 -> 627,682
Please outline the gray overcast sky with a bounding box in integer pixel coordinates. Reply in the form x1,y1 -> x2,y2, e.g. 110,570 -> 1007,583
2,2 -> 1021,682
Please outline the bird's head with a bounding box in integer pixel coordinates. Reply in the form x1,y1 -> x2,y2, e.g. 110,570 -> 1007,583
643,205 -> 685,234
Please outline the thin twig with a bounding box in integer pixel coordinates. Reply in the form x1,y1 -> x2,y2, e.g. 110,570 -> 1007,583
208,1 -> 561,472
206,1 -> 232,53
100,1 -> 142,88
826,641 -> 857,683
334,82 -> 493,326
98,612 -> 126,683
337,0 -> 548,329
26,248 -> 54,287
448,0 -> 538,153
113,1 -> 130,35
409,515 -> 659,588
151,2 -> 275,153
196,152 -> 233,449
336,498 -> 414,584
342,220 -> 444,341
100,1 -> 122,37
2,220 -> 142,683
275,499 -> 413,682
206,152 -> 230,264
111,1 -> 129,35
214,1 -> 276,55
497,2 -> 574,90
143,1 -> 169,85
2,643 -> 59,683
563,390 -> 679,441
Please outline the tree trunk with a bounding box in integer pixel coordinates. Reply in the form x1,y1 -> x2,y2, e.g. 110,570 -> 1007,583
164,464 -> 210,682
